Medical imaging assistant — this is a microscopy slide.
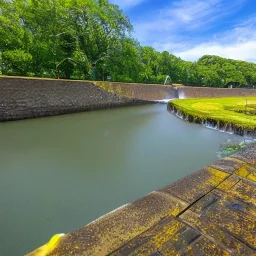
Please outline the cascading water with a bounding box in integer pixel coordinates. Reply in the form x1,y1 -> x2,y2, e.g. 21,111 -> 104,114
168,102 -> 256,137
178,88 -> 185,99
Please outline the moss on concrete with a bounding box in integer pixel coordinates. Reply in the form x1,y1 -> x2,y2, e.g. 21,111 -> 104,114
94,81 -> 179,100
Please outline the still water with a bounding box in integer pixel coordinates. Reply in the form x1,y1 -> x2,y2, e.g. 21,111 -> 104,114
0,104 -> 239,255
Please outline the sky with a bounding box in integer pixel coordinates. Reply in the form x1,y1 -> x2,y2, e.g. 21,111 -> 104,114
109,0 -> 256,62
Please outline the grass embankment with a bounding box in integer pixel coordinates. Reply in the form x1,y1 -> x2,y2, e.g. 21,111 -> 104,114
168,97 -> 256,135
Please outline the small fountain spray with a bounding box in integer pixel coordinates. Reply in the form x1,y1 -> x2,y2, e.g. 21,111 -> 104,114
164,76 -> 172,85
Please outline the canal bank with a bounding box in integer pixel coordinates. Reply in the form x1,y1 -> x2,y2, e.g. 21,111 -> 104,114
0,76 -> 152,121
178,86 -> 256,99
96,81 -> 256,100
2,76 -> 256,121
168,97 -> 256,136
94,81 -> 179,100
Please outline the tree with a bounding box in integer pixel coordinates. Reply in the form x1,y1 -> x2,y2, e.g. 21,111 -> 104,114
2,50 -> 32,76
1,1 -> 256,86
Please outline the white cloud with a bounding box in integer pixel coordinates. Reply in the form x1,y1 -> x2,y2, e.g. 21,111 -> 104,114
110,0 -> 256,63
133,0 -> 246,43
174,16 -> 256,62
130,0 -> 256,62
175,41 -> 256,62
109,0 -> 146,9
169,0 -> 223,27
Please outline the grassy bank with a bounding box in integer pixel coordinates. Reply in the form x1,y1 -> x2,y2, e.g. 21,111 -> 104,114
168,97 -> 256,135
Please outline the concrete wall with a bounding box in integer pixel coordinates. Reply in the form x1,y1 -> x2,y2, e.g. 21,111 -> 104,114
0,77 -> 151,121
2,76 -> 256,121
96,81 -> 256,100
95,81 -> 179,100
178,86 -> 256,99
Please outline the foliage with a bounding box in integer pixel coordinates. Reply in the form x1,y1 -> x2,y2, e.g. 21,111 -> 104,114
1,1 -> 256,86
0,0 -> 133,79
2,50 -> 32,76
218,140 -> 247,157
218,140 -> 256,157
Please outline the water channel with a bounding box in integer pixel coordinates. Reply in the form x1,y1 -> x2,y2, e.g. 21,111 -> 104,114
0,104 -> 239,255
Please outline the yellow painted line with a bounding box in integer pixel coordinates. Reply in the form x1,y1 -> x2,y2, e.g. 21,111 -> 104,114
26,233 -> 64,256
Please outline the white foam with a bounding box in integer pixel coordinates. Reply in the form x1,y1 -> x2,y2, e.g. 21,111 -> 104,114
154,99 -> 173,103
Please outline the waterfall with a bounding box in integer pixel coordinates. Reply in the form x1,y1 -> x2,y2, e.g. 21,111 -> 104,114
178,88 -> 185,99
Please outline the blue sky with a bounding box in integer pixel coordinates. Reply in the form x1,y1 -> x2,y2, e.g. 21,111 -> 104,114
109,0 -> 256,62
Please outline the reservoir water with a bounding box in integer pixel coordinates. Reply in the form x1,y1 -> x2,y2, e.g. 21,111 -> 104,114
0,104 -> 239,255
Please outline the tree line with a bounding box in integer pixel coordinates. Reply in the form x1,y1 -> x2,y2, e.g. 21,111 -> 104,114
1,0 -> 256,87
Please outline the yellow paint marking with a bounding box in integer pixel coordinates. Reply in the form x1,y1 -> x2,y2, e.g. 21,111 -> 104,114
26,233 -> 64,256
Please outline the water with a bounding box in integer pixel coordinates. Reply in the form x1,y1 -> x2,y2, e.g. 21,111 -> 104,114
0,104 -> 239,255
164,75 -> 172,85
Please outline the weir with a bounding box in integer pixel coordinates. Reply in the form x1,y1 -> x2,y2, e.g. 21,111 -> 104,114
1,76 -> 256,121
27,144 -> 256,255
168,99 -> 256,137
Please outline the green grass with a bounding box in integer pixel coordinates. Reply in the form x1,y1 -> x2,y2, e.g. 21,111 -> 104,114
169,96 -> 256,130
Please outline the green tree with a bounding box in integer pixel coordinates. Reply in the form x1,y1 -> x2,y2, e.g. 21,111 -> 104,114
2,50 -> 32,76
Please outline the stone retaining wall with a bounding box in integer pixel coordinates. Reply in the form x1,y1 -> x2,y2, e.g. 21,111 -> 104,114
95,81 -> 179,100
0,77 -> 151,121
178,86 -> 256,99
96,82 -> 256,100
2,76 -> 256,121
